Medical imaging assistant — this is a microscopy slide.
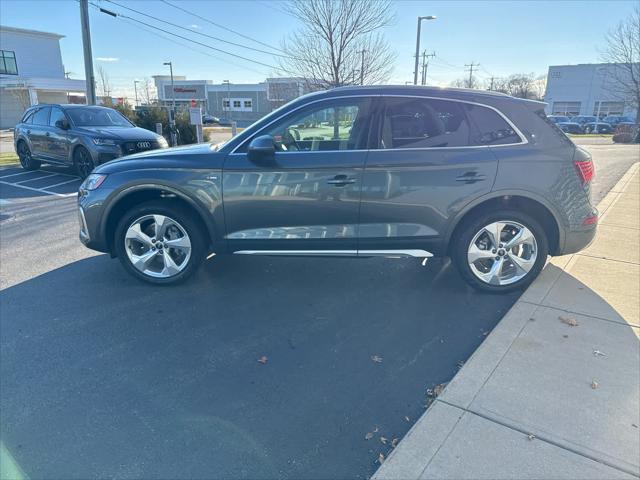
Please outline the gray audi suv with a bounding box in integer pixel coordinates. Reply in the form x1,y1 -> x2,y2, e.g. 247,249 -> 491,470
14,104 -> 168,179
78,86 -> 597,292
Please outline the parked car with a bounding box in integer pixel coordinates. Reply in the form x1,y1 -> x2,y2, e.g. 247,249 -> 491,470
602,115 -> 634,126
557,122 -> 584,134
202,114 -> 220,124
14,104 -> 168,178
570,115 -> 597,128
78,86 -> 597,293
547,115 -> 571,124
583,122 -> 613,134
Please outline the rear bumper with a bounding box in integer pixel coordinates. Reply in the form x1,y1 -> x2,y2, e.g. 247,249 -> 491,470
558,224 -> 597,255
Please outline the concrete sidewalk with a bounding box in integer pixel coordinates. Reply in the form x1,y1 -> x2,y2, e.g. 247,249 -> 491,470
375,163 -> 640,479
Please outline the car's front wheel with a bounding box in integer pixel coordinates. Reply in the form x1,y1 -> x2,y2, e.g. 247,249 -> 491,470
74,146 -> 95,179
452,211 -> 548,293
114,201 -> 206,285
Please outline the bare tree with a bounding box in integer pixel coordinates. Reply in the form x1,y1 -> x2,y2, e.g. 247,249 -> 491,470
9,87 -> 31,111
601,6 -> 640,119
280,0 -> 395,88
485,73 -> 544,100
138,78 -> 155,105
450,76 -> 479,89
97,66 -> 112,104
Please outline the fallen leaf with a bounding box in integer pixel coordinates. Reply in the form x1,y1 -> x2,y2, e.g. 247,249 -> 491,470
365,432 -> 374,440
371,355 -> 383,364
380,436 -> 388,445
527,434 -> 536,441
563,334 -> 569,338
391,438 -> 399,448
404,416 -> 410,422
457,360 -> 465,368
559,316 -> 579,327
433,382 -> 447,397
257,356 -> 268,364
482,331 -> 489,336
632,424 -> 638,428
593,350 -> 607,357
377,453 -> 385,464
591,380 -> 599,389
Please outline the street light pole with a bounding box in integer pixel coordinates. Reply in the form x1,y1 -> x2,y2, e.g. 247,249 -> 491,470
223,80 -> 236,136
79,0 -> 96,104
133,80 -> 139,106
413,15 -> 436,85
163,61 -> 177,146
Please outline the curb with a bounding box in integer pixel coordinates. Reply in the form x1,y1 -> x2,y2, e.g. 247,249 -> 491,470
373,162 -> 640,479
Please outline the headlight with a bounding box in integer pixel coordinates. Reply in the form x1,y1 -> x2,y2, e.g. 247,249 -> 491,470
81,174 -> 107,190
92,138 -> 117,146
157,136 -> 168,148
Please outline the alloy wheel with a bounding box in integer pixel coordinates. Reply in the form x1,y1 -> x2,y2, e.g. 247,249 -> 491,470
18,143 -> 31,168
467,221 -> 538,286
76,149 -> 94,179
124,214 -> 192,278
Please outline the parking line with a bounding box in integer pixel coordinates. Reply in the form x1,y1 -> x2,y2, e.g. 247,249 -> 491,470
0,180 -> 77,198
45,178 -> 81,189
0,171 -> 35,179
41,169 -> 80,179
14,174 -> 58,184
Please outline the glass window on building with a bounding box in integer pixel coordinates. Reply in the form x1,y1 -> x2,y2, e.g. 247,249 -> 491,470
593,101 -> 624,117
223,99 -> 230,109
552,102 -> 581,116
244,100 -> 252,109
0,50 -> 18,75
233,100 -> 241,108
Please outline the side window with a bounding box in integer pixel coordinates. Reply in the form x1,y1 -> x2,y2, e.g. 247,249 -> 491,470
246,98 -> 370,152
31,107 -> 51,126
21,109 -> 35,124
380,98 -> 473,149
463,104 -> 522,145
49,107 -> 67,128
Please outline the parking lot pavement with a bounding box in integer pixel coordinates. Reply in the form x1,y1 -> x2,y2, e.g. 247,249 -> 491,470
0,165 -> 81,198
0,143 -> 637,479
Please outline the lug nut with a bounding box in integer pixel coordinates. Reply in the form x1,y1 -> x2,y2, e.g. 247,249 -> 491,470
492,249 -> 497,254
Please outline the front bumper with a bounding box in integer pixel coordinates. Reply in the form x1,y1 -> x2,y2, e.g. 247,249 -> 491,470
77,187 -> 112,253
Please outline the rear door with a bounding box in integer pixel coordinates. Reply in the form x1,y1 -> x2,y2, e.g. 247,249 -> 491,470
29,106 -> 51,158
222,96 -> 373,253
47,107 -> 72,164
359,96 -> 521,255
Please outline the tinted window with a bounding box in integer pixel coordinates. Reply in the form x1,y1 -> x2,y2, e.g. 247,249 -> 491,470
247,98 -> 371,152
464,104 -> 522,145
380,98 -> 472,149
21,110 -> 35,124
0,50 -> 18,75
32,107 -> 51,126
66,107 -> 132,127
49,107 -> 67,127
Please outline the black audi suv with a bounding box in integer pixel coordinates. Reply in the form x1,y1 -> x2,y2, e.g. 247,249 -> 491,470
78,86 -> 597,292
13,104 -> 168,178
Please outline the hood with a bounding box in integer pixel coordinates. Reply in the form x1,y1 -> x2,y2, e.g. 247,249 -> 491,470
76,126 -> 161,141
95,142 -> 219,174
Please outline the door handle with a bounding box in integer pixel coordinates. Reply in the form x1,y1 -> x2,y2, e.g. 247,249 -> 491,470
456,172 -> 487,184
327,175 -> 356,186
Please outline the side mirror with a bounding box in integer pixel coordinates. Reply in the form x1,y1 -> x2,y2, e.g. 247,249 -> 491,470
55,119 -> 70,130
247,135 -> 275,164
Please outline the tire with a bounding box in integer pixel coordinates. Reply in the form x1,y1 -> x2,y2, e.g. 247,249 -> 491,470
17,141 -> 41,171
452,210 -> 549,293
114,200 -> 206,285
74,146 -> 95,179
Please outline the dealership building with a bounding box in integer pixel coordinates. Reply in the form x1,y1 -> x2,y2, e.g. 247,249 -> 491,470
154,76 -> 311,126
544,63 -> 638,119
0,25 -> 86,128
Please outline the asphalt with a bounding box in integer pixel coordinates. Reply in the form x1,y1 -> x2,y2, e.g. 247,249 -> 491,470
0,141 -> 637,479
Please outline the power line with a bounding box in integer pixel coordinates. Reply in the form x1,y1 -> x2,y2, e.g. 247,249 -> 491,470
160,0 -> 287,55
105,0 -> 291,59
464,62 -> 480,87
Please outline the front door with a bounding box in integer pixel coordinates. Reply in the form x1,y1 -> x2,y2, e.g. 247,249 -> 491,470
359,96 -> 522,255
222,97 -> 373,253
47,107 -> 71,164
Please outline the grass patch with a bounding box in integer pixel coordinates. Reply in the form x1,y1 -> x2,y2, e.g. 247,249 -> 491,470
0,151 -> 19,166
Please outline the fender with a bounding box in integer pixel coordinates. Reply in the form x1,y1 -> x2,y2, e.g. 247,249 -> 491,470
442,187 -> 567,251
99,181 -> 221,253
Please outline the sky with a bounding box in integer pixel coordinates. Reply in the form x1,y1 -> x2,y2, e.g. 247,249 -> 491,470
0,0 -> 637,100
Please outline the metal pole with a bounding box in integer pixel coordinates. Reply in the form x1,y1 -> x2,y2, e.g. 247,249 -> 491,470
133,80 -> 139,106
164,61 -> 177,146
80,0 -> 96,104
413,18 -> 422,85
360,49 -> 366,85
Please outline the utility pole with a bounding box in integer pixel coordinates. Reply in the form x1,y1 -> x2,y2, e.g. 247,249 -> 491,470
79,0 -> 96,105
488,76 -> 495,90
464,62 -> 480,89
163,61 -> 177,146
133,80 -> 139,106
413,15 -> 436,85
420,51 -> 436,86
359,49 -> 366,85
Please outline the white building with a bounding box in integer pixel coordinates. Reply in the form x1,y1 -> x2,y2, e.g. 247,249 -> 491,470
0,25 -> 86,128
544,63 -> 638,120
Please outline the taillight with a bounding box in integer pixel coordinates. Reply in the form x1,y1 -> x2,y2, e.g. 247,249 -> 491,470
574,160 -> 594,184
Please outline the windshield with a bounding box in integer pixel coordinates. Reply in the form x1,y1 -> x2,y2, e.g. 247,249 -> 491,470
67,107 -> 133,127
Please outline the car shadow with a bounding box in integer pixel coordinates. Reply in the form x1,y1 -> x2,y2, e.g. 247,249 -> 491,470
0,254 -> 520,479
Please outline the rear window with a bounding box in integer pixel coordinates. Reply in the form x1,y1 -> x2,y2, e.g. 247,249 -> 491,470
463,104 -> 522,145
21,109 -> 35,124
31,107 -> 51,126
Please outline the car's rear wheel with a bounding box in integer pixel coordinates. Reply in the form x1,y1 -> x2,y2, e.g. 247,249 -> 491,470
74,146 -> 94,179
452,210 -> 548,293
114,201 -> 206,285
17,141 -> 41,171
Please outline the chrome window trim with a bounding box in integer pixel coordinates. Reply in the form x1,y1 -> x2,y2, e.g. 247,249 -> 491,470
233,249 -> 433,258
228,93 -> 528,156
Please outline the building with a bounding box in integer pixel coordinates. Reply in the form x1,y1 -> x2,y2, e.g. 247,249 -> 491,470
153,75 -> 313,126
0,25 -> 86,128
544,63 -> 639,120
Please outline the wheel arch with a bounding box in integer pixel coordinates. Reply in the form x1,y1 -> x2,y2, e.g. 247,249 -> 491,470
101,184 -> 218,256
445,190 -> 564,256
